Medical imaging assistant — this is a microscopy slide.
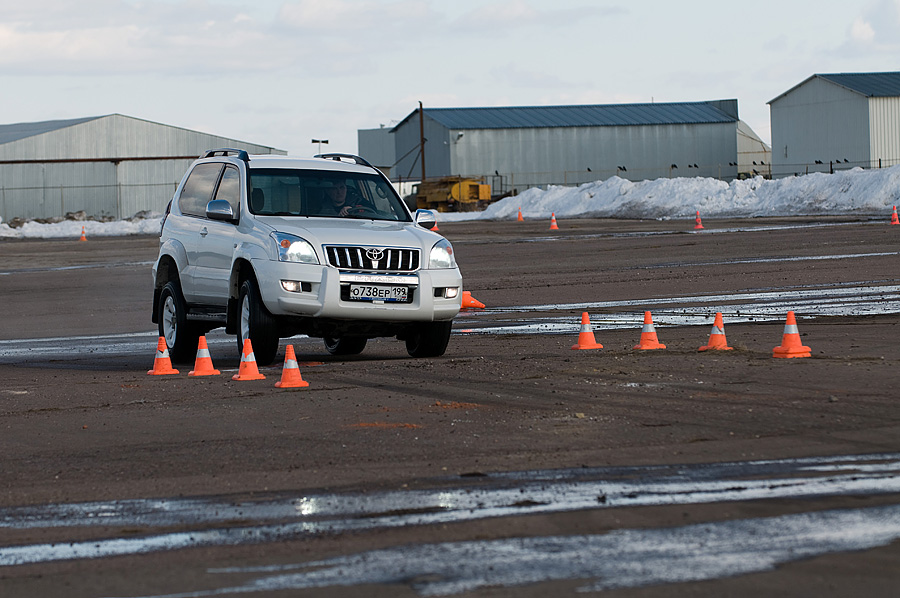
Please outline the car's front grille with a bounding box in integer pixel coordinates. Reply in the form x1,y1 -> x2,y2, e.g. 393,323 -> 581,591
325,245 -> 420,272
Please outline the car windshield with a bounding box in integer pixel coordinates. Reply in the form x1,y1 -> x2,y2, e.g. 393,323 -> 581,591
248,169 -> 411,222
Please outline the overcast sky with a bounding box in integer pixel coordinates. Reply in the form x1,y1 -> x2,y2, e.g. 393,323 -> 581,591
1,0 -> 898,159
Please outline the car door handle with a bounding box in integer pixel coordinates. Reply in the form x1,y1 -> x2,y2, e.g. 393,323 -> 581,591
200,226 -> 208,237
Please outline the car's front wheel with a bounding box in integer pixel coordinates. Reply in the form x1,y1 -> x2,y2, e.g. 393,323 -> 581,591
158,281 -> 200,364
323,336 -> 367,356
405,321 -> 452,358
237,278 -> 280,366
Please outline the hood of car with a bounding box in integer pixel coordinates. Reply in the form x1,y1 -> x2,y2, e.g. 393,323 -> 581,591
252,215 -> 439,250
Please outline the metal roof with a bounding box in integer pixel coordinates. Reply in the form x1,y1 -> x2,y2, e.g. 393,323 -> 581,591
818,72 -> 900,97
0,115 -> 105,145
392,101 -> 739,131
769,72 -> 900,103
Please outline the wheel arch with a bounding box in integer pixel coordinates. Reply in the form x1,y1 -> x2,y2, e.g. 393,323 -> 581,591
152,254 -> 182,324
226,258 -> 256,334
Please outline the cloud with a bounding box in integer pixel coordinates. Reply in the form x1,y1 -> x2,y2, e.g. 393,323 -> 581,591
839,0 -> 900,55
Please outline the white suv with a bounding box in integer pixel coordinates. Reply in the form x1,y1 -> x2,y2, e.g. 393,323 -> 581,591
152,149 -> 462,365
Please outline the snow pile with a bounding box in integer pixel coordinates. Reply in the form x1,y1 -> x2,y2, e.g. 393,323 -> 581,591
0,213 -> 163,239
2,165 -> 900,238
443,165 -> 900,221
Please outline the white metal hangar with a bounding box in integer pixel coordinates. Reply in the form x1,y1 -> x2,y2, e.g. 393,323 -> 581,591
769,72 -> 900,179
387,100 -> 770,194
0,114 -> 284,223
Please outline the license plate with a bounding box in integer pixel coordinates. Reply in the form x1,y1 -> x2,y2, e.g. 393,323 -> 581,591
349,284 -> 408,302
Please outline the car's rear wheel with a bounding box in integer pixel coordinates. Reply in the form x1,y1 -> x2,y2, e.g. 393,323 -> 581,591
158,281 -> 200,364
237,278 -> 280,366
323,336 -> 368,356
405,321 -> 452,358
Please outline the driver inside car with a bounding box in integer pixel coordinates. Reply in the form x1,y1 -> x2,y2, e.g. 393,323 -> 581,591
322,180 -> 370,217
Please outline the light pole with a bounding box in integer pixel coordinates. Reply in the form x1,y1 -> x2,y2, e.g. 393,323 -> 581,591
311,139 -> 329,154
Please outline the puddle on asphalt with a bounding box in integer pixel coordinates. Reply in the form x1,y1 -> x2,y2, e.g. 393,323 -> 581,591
2,453 -> 899,568
456,282 -> 900,334
133,504 -> 900,597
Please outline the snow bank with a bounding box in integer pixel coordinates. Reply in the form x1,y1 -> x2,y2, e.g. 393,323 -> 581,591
0,215 -> 163,240
442,165 -> 900,222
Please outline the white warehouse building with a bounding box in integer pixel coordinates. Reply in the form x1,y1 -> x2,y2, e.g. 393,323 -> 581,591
0,114 -> 284,222
769,72 -> 900,178
386,100 -> 770,194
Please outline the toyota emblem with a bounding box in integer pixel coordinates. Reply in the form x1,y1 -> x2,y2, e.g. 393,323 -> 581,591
365,248 -> 384,261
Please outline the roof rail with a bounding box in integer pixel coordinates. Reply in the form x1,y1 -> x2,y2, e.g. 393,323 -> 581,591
315,153 -> 374,169
201,148 -> 250,162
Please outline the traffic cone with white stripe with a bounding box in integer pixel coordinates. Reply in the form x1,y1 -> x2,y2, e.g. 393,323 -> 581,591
275,345 -> 309,388
79,225 -> 88,241
633,311 -> 666,350
571,312 -> 603,350
461,291 -> 485,309
891,206 -> 899,225
694,211 -> 704,230
147,337 -> 179,375
232,338 -> 266,380
698,312 -> 733,351
772,311 -> 811,358
549,213 -> 559,230
517,207 -> 524,222
189,335 -> 220,376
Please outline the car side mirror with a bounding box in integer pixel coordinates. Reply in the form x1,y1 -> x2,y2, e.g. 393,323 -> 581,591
415,209 -> 437,229
206,199 -> 236,222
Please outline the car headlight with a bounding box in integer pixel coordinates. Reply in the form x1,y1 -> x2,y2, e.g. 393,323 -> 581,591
271,232 -> 319,264
429,239 -> 456,269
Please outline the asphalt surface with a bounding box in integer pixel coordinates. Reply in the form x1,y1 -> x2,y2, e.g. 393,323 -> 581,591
1,216 -> 899,597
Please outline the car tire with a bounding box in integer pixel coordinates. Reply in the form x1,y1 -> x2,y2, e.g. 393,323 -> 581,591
323,336 -> 368,356
237,278 -> 280,366
158,281 -> 200,364
405,321 -> 452,358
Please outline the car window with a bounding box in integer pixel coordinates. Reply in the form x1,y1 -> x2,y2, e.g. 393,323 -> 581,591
249,168 -> 411,222
179,163 -> 223,217
214,165 -> 241,215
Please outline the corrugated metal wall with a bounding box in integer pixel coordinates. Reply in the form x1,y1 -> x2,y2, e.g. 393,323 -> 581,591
448,122 -> 739,192
770,78 -> 870,178
391,114 -> 451,182
0,114 -> 284,222
869,96 -> 900,167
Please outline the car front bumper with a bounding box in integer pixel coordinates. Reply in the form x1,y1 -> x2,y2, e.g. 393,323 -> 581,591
252,259 -> 462,322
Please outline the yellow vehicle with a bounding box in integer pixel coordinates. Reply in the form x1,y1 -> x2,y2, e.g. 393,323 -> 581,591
415,176 -> 492,212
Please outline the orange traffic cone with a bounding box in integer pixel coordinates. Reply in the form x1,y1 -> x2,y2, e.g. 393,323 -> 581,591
147,337 -> 179,375
431,221 -> 439,231
189,335 -> 220,376
549,213 -> 559,230
461,291 -> 485,309
698,312 -> 733,351
517,207 -> 524,222
772,311 -> 811,358
79,225 -> 87,241
891,206 -> 899,225
232,338 -> 266,380
633,311 -> 666,350
275,345 -> 309,388
571,312 -> 603,350
694,211 -> 704,230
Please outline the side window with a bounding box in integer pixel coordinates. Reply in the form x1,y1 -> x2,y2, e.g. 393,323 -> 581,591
214,166 -> 241,214
179,163 -> 223,217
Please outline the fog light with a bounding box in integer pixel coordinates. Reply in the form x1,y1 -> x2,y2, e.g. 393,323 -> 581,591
281,280 -> 303,292
444,287 -> 459,299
